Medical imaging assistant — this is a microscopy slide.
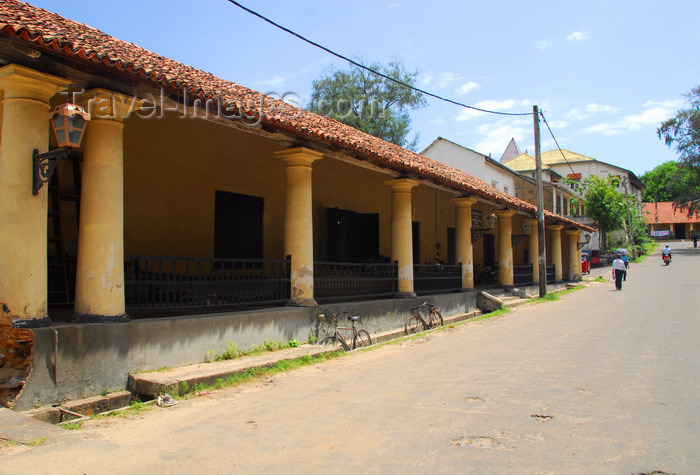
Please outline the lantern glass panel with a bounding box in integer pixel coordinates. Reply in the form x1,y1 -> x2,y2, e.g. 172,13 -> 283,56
69,128 -> 82,145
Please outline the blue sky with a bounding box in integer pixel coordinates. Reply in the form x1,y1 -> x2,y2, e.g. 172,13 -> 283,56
27,0 -> 700,177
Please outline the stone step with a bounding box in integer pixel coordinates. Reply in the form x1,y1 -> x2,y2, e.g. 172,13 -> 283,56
502,298 -> 530,308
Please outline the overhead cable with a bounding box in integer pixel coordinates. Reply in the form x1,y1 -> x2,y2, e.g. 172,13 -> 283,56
539,111 -> 581,181
225,0 -> 532,117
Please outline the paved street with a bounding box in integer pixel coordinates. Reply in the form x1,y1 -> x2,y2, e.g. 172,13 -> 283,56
2,242 -> 698,474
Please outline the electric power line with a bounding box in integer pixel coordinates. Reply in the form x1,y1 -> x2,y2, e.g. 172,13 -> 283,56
225,0 -> 532,118
539,111 -> 581,181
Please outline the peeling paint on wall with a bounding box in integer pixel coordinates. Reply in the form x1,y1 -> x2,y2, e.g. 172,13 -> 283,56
0,304 -> 34,408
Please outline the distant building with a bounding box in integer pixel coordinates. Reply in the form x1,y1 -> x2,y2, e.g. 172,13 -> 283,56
643,202 -> 700,239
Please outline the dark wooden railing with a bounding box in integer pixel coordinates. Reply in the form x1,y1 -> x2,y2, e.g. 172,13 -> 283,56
513,264 -> 534,286
124,256 -> 290,312
414,264 -> 462,294
546,265 -> 556,284
314,261 -> 398,300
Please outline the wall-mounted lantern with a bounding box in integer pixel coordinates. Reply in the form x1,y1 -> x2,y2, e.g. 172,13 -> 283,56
485,213 -> 497,228
523,220 -> 533,235
33,103 -> 90,195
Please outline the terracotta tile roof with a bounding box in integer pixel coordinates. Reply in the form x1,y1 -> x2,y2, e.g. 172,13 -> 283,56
643,202 -> 700,225
0,0 -> 593,232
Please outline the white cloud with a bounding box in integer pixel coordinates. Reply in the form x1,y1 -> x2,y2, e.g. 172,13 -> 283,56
567,103 -> 619,121
419,71 -> 462,89
456,81 -> 480,95
583,99 -> 683,136
566,30 -> 589,42
253,75 -> 287,88
536,41 -> 550,50
456,99 -> 531,121
473,122 -> 530,157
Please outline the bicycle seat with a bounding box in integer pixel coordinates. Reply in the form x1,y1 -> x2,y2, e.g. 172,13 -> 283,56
348,315 -> 360,322
422,302 -> 436,309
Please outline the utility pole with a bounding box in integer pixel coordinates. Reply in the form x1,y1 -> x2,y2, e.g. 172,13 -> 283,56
622,177 -> 636,259
533,106 -> 547,297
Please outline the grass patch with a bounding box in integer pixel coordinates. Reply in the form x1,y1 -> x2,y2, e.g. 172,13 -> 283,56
469,308 -> 511,321
593,276 -> 606,282
60,421 -> 84,430
529,285 -> 585,304
191,351 -> 343,394
631,242 -> 659,263
205,338 -> 303,363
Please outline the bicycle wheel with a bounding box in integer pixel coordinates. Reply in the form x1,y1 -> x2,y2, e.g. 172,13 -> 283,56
431,310 -> 444,328
353,329 -> 372,349
319,335 -> 349,351
405,316 -> 423,335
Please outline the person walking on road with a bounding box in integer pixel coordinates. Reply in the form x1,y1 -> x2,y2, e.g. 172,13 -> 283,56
621,253 -> 629,280
612,254 -> 627,290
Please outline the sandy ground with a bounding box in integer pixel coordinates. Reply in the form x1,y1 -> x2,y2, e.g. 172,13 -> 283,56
1,242 -> 698,474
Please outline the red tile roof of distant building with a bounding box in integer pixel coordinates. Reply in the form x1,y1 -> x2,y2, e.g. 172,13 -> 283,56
643,202 -> 700,225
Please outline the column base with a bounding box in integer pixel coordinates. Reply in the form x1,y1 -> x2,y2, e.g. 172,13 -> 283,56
394,292 -> 417,299
11,315 -> 52,328
69,313 -> 130,324
458,287 -> 476,292
286,299 -> 318,307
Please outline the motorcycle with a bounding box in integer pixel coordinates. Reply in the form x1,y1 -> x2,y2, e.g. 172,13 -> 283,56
663,254 -> 671,265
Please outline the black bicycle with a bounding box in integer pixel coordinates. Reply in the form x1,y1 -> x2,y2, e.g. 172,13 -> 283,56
318,312 -> 372,351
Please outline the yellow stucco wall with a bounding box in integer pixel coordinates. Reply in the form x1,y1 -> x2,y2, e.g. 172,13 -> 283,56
123,113 -> 286,259
121,113 -> 461,264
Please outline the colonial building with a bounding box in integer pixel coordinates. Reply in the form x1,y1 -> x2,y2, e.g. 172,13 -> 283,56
643,202 -> 700,240
0,0 -> 592,408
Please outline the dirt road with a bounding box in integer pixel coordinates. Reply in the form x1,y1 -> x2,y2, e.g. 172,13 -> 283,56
2,242 -> 698,474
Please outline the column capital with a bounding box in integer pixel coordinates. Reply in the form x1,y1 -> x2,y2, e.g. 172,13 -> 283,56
548,224 -> 564,232
384,177 -> 419,192
524,218 -> 539,225
76,88 -> 144,123
0,64 -> 70,102
451,196 -> 478,208
495,209 -> 516,219
565,229 -> 581,237
274,146 -> 324,166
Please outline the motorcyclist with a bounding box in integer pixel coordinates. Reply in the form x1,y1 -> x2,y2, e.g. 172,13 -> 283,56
661,244 -> 672,261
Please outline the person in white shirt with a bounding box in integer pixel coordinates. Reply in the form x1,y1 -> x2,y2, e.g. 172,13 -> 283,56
612,254 -> 627,290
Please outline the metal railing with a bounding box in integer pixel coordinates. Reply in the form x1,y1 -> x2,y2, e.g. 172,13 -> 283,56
414,264 -> 462,294
546,265 -> 556,284
314,261 -> 398,300
124,256 -> 290,312
513,264 -> 534,286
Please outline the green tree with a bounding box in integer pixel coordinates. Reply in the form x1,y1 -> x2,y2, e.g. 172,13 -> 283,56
573,175 -> 626,250
658,85 -> 700,215
306,60 -> 426,150
640,160 -> 700,204
640,161 -> 677,202
626,196 -> 651,247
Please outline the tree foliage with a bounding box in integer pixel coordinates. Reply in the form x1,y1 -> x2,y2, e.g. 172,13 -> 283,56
640,161 -> 678,202
572,175 -> 626,250
640,161 -> 700,203
306,60 -> 426,150
657,85 -> 700,215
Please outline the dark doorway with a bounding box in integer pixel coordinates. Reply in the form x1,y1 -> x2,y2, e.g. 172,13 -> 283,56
447,227 -> 456,264
214,190 -> 263,259
674,223 -> 687,239
326,208 -> 380,262
412,221 -> 420,264
483,233 -> 495,267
